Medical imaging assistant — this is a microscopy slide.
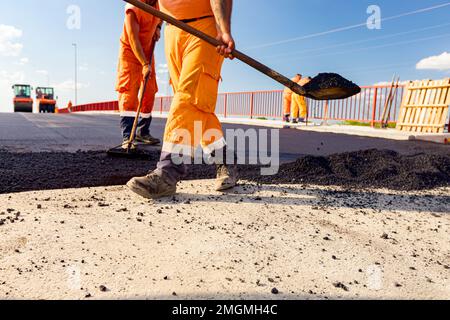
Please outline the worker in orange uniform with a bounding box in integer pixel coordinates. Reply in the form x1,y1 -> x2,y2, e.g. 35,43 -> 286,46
283,74 -> 302,123
127,0 -> 237,199
116,0 -> 162,149
290,76 -> 312,123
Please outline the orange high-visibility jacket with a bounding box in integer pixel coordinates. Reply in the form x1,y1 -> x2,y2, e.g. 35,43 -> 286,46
119,2 -> 160,65
116,2 -> 160,118
159,0 -> 213,20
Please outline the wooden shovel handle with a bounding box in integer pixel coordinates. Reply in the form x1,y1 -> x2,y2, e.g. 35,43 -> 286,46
123,0 -> 306,95
127,40 -> 156,152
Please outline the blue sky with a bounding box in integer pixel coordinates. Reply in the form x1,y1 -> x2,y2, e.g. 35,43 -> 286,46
1,0 -> 449,112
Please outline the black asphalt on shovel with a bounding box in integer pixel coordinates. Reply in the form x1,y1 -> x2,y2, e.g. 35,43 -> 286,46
107,40 -> 158,160
124,0 -> 360,101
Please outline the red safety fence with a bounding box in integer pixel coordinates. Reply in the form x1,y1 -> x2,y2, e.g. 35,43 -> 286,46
59,85 -> 409,127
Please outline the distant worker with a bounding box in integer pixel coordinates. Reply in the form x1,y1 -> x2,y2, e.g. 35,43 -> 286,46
291,76 -> 312,124
116,0 -> 162,149
283,74 -> 302,123
67,100 -> 73,112
127,0 -> 237,199
36,88 -> 43,99
290,76 -> 312,124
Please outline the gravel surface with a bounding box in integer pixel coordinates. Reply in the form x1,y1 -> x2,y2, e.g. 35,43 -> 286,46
1,147 -> 449,300
0,181 -> 448,300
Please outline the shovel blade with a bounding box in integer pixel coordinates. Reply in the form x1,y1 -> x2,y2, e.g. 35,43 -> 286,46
298,73 -> 361,101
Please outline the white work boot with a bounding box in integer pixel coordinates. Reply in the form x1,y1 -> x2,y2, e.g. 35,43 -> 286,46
122,139 -> 137,150
136,134 -> 161,146
215,164 -> 238,191
127,171 -> 177,199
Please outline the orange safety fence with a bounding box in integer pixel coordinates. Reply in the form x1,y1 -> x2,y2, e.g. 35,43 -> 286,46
58,85 -> 410,127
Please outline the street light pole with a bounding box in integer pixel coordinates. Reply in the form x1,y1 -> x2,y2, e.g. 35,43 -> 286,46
72,43 -> 78,106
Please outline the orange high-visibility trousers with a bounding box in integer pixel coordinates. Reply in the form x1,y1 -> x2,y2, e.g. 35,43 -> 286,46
162,17 -> 225,156
283,88 -> 293,116
116,58 -> 158,118
291,93 -> 308,119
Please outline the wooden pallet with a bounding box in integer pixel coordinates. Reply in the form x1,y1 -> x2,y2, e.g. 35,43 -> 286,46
397,78 -> 450,133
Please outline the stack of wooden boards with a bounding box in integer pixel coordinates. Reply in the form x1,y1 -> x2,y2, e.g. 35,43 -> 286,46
397,78 -> 450,133
380,76 -> 400,128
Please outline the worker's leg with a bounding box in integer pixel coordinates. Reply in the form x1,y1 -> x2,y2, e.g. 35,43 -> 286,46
283,94 -> 291,122
291,94 -> 300,123
116,58 -> 141,140
166,19 -> 225,146
136,63 -> 160,144
127,18 -> 233,197
299,97 -> 308,120
166,18 -> 235,192
126,23 -> 186,196
151,21 -> 188,184
136,88 -> 155,138
158,18 -> 226,178
119,117 -> 134,140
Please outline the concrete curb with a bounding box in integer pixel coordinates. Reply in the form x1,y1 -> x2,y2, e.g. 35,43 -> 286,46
410,134 -> 450,145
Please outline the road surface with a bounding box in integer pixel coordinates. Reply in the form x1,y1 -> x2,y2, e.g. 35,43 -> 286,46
0,113 -> 448,162
0,113 -> 449,301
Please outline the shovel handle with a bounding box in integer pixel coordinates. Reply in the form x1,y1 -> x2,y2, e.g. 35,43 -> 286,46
123,0 -> 306,96
127,40 -> 156,153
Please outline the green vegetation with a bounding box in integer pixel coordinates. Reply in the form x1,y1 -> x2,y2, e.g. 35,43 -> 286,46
343,120 -> 397,129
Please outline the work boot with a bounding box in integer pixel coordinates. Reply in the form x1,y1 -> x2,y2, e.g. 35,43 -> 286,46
122,139 -> 137,150
127,171 -> 177,199
283,115 -> 290,123
215,164 -> 238,191
292,118 -> 298,124
136,134 -> 161,145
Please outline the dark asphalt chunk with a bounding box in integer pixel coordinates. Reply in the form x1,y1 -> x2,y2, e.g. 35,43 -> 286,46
304,73 -> 361,100
333,282 -> 349,291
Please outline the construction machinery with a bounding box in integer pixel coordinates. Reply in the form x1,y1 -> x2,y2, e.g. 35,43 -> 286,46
12,84 -> 33,113
36,87 -> 57,113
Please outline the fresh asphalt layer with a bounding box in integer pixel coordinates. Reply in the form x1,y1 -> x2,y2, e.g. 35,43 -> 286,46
0,113 -> 449,161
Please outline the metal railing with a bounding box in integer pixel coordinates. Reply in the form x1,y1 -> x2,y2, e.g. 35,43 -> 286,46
60,85 -> 406,127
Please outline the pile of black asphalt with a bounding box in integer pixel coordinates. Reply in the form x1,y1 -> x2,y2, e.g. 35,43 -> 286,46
304,72 -> 361,100
0,148 -> 449,194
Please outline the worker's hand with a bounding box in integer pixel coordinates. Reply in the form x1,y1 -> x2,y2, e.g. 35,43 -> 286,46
216,30 -> 235,60
153,27 -> 161,42
142,63 -> 151,79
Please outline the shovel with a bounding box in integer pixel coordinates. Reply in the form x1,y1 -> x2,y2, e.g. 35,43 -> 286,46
123,0 -> 361,101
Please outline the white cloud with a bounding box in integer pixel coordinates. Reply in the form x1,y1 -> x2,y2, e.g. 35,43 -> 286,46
16,57 -> 29,65
79,63 -> 89,71
416,52 -> 450,71
0,24 -> 23,57
156,63 -> 168,74
52,79 -> 89,91
0,70 -> 26,84
36,69 -> 49,76
374,80 -> 410,86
